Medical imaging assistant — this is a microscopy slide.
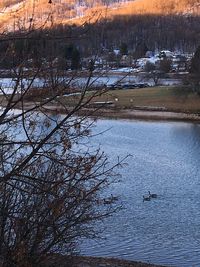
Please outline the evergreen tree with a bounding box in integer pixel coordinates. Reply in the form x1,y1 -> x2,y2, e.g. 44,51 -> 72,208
65,44 -> 74,60
190,45 -> 200,74
64,44 -> 81,70
134,42 -> 149,59
71,47 -> 81,70
120,42 -> 128,55
189,45 -> 200,94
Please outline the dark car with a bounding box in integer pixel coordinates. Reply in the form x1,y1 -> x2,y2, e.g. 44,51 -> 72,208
134,83 -> 149,88
106,84 -> 123,90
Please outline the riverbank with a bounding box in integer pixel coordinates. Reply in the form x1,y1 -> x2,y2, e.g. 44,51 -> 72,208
84,107 -> 200,122
41,103 -> 200,123
52,86 -> 200,122
74,256 -> 168,267
45,255 -> 168,267
5,85 -> 200,122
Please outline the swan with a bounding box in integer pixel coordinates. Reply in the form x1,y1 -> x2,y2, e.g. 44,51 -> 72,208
148,191 -> 157,198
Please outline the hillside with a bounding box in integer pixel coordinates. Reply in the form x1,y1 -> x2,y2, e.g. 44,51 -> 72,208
0,0 -> 199,31
0,0 -> 132,31
66,0 -> 200,26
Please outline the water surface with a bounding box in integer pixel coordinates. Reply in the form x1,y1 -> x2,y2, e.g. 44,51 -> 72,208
81,119 -> 200,267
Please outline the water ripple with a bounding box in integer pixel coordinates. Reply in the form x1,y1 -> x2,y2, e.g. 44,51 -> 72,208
81,120 -> 200,267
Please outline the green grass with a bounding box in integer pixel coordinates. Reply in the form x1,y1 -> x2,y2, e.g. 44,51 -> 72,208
56,86 -> 200,113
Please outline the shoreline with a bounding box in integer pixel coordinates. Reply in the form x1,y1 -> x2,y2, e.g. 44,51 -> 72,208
41,104 -> 200,123
46,255 -> 168,267
88,108 -> 200,122
74,256 -> 168,267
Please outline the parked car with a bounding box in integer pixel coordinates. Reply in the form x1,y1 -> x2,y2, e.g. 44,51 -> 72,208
122,83 -> 149,89
135,83 -> 149,88
106,84 -> 123,90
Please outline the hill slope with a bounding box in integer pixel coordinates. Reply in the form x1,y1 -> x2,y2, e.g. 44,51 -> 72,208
0,0 -> 199,31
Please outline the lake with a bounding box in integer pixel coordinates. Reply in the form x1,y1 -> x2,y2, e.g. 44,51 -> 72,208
0,74 -> 181,95
80,119 -> 200,267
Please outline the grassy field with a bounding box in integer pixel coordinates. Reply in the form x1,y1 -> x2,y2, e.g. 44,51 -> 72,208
60,86 -> 200,114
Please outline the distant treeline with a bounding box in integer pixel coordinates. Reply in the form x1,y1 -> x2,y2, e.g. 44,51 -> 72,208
0,14 -> 200,68
87,14 -> 200,53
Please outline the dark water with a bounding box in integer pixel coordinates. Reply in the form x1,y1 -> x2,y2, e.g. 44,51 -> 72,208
80,119 -> 200,267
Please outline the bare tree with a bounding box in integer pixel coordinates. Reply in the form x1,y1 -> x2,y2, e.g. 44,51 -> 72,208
0,2 -> 123,267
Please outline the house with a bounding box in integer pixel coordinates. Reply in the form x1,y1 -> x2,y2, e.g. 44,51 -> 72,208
120,55 -> 133,67
171,55 -> 187,72
159,50 -> 174,59
135,56 -> 160,70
